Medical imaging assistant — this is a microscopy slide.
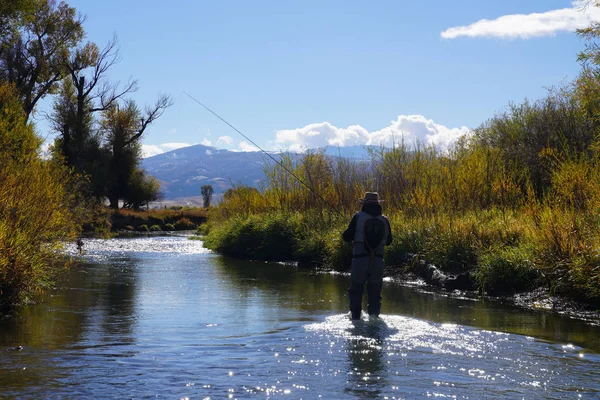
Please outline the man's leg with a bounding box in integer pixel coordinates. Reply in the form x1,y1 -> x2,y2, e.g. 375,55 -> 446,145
348,257 -> 368,320
367,258 -> 385,317
348,281 -> 364,320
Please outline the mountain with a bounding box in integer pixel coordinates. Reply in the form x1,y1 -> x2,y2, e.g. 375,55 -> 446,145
318,145 -> 377,160
141,144 -> 275,199
141,144 -> 377,201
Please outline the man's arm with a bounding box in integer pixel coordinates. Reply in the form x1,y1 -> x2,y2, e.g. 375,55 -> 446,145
342,214 -> 358,243
385,218 -> 393,246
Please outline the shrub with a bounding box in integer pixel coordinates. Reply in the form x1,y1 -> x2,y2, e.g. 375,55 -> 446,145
174,217 -> 196,230
148,216 -> 164,227
108,208 -> 207,231
125,225 -> 134,231
196,223 -> 209,236
199,83 -> 600,305
474,246 -> 539,295
566,256 -> 600,303
384,214 -> 428,267
137,224 -> 149,232
425,224 -> 478,274
204,216 -> 260,258
259,214 -> 300,261
150,225 -> 161,231
205,213 -> 301,261
322,228 -> 352,271
0,83 -> 79,307
294,232 -> 329,265
164,223 -> 175,231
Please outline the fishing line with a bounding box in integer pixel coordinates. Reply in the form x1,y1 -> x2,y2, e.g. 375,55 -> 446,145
183,91 -> 346,219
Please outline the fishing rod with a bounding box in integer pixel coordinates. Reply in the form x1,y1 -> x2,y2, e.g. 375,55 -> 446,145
183,91 -> 347,220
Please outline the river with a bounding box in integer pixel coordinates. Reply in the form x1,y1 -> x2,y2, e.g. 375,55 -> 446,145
1,236 -> 599,399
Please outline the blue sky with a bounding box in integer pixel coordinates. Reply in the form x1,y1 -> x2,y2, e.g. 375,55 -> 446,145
35,0 -> 600,156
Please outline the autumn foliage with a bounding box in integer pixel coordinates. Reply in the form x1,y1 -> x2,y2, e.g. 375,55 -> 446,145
0,83 -> 79,306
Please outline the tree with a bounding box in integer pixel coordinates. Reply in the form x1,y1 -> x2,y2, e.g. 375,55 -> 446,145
101,96 -> 171,209
49,37 -> 137,197
0,0 -> 85,119
0,82 -> 79,306
123,170 -> 161,210
0,0 -> 35,37
201,184 -> 214,208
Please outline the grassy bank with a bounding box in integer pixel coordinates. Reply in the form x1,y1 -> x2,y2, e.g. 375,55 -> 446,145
204,207 -> 600,305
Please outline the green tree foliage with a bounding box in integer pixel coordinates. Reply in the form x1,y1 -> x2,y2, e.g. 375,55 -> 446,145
101,96 -> 170,209
0,82 -> 79,306
201,184 -> 214,208
124,170 -> 161,209
0,0 -> 35,36
0,0 -> 85,118
49,37 -> 137,197
41,18 -> 170,210
50,79 -> 108,196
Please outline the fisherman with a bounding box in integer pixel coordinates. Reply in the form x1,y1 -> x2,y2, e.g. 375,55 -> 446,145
76,238 -> 84,255
343,192 -> 393,320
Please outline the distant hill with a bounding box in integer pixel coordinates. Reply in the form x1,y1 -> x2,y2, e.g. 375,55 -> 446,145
318,145 -> 377,160
141,144 -> 377,200
141,144 -> 275,200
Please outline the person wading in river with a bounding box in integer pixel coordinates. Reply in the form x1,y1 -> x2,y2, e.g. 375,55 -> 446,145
343,192 -> 393,320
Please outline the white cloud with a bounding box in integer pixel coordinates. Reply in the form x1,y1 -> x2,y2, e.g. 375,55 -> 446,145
40,141 -> 52,160
441,1 -> 600,40
168,128 -> 177,135
217,135 -> 234,146
238,141 -> 260,152
141,116 -> 469,158
275,122 -> 370,153
201,138 -> 212,146
274,115 -> 470,153
142,142 -> 192,158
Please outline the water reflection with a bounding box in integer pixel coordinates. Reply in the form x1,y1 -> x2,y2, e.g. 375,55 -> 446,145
97,259 -> 138,339
212,257 -> 349,315
0,254 -> 141,391
345,318 -> 398,398
383,283 -> 600,352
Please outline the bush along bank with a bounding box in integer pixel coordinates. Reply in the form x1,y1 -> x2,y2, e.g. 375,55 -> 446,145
203,211 -> 342,266
105,208 -> 208,233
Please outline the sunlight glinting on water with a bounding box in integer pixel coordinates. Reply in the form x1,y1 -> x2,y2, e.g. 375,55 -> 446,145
303,314 -> 592,396
64,236 -> 211,258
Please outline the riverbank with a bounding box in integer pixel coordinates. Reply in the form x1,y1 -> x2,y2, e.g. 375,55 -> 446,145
83,207 -> 208,236
381,266 -> 600,324
203,208 -> 600,313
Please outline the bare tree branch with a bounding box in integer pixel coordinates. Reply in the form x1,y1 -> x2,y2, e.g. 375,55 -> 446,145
125,94 -> 173,145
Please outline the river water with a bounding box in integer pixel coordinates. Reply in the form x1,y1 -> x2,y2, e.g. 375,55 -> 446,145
1,236 -> 599,399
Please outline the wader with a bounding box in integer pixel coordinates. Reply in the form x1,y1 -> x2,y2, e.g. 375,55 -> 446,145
348,212 -> 388,319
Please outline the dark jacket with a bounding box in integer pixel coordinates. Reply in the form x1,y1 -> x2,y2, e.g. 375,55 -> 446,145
342,203 -> 393,245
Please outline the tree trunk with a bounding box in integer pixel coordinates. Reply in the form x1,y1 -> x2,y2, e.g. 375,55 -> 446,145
109,196 -> 119,210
